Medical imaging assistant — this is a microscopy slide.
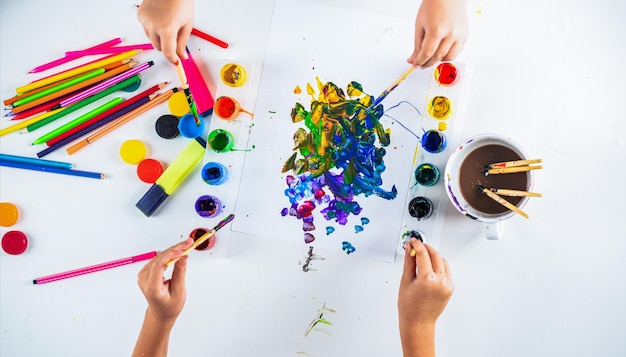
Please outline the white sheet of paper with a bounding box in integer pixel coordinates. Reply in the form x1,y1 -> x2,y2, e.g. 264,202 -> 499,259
232,0 -> 432,261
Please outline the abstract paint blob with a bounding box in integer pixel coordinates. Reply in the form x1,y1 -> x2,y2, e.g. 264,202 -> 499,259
281,78 -> 398,246
305,302 -> 336,337
341,241 -> 356,254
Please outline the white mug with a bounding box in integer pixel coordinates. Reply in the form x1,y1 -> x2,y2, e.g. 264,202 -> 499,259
444,134 -> 535,240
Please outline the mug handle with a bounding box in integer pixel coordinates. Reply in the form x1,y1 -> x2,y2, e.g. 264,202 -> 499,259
485,221 -> 503,240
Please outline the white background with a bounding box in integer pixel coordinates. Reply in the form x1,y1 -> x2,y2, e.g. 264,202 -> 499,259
1,0 -> 625,356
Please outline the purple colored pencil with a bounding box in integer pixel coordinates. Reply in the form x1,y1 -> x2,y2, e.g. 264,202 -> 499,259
58,61 -> 154,108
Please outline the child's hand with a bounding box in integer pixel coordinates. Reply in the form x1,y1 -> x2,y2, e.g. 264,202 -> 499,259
136,238 -> 194,323
137,0 -> 195,64
398,239 -> 453,330
408,0 -> 468,68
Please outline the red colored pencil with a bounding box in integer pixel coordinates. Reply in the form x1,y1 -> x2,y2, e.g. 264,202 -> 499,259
191,28 -> 229,48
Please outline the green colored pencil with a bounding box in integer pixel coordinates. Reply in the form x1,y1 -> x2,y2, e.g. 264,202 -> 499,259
32,97 -> 124,145
23,75 -> 140,133
12,68 -> 105,107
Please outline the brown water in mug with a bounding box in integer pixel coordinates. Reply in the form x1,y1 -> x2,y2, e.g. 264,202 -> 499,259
458,144 -> 528,215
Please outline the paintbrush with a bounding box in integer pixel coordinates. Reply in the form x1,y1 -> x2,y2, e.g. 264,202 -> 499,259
476,184 -> 528,219
368,65 -> 416,109
489,188 -> 542,197
484,158 -> 542,169
175,56 -> 202,126
484,165 -> 542,175
165,214 -> 235,266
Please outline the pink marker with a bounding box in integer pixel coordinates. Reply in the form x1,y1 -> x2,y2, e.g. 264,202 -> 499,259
181,49 -> 215,116
33,251 -> 157,284
65,43 -> 154,57
28,37 -> 123,74
59,61 -> 154,108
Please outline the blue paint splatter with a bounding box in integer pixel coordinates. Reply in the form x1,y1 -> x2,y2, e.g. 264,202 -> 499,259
341,241 -> 356,254
355,225 -> 364,233
326,226 -> 335,235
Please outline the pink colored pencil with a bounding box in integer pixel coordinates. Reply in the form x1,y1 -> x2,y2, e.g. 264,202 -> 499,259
33,251 -> 157,284
59,61 -> 154,108
65,43 -> 154,56
32,53 -> 120,83
28,37 -> 122,74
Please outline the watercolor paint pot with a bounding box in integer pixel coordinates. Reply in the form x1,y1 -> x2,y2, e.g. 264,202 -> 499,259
415,163 -> 440,187
427,96 -> 452,120
201,162 -> 228,185
444,133 -> 534,240
408,196 -> 433,221
434,62 -> 458,86
220,63 -> 247,87
421,130 -> 447,154
207,129 -> 234,153
0,202 -> 19,227
214,96 -> 253,121
189,227 -> 215,251
178,113 -> 205,138
194,195 -> 222,218
2,230 -> 28,255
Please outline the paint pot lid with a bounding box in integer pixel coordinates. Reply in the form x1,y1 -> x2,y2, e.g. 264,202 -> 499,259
137,158 -> 163,184
120,139 -> 147,164
0,202 -> 19,227
155,114 -> 180,139
178,113 -> 205,139
167,91 -> 191,117
121,77 -> 142,92
2,230 -> 28,255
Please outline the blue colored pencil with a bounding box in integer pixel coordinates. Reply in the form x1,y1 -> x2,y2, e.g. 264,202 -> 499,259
0,160 -> 105,179
0,153 -> 72,170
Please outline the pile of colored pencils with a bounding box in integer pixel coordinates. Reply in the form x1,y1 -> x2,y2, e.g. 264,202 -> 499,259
1,38 -> 180,158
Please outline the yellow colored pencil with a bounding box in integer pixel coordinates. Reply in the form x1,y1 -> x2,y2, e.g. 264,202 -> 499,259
486,165 -> 542,175
16,50 -> 140,94
0,108 -> 65,137
477,184 -> 529,219
66,87 -> 179,155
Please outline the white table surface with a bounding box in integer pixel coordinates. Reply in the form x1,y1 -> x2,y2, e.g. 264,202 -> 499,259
1,0 -> 625,356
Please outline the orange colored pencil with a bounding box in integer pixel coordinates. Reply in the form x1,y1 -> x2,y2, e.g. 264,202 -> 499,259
66,87 -> 179,155
11,62 -> 137,115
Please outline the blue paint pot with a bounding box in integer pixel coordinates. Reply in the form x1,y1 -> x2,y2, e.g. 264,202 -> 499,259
178,113 -> 205,139
421,130 -> 447,153
201,162 -> 228,185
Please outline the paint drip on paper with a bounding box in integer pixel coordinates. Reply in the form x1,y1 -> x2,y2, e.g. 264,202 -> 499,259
280,78 -> 398,249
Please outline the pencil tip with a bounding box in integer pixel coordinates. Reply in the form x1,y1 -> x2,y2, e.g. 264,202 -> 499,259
32,280 -> 38,284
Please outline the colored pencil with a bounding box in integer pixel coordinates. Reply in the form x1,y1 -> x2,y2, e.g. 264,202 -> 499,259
485,165 -> 543,175
12,69 -> 106,108
28,37 -> 122,74
37,95 -> 154,158
0,153 -> 72,170
11,62 -> 136,115
175,57 -> 201,126
489,188 -> 543,198
476,184 -> 529,219
191,27 -> 229,48
5,73 -> 87,107
486,159 -> 542,169
0,109 -> 63,137
65,44 -> 154,56
58,61 -> 153,108
16,50 -> 140,94
6,92 -> 75,120
33,53 -> 122,83
66,87 -> 179,155
32,97 -> 124,145
165,214 -> 235,266
370,66 -> 416,109
46,82 -> 167,147
33,251 -> 157,285
0,160 -> 105,180
23,76 -> 141,134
